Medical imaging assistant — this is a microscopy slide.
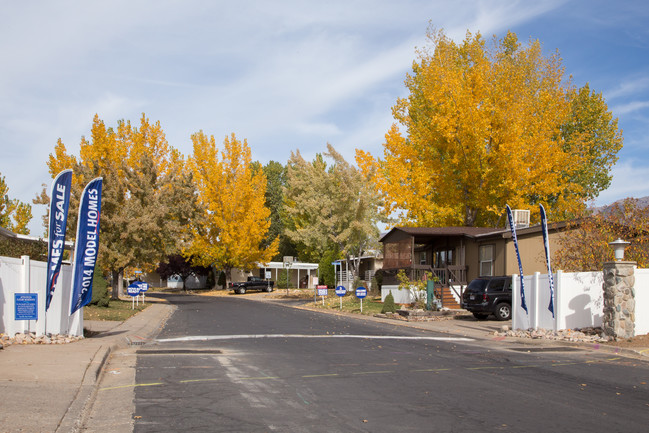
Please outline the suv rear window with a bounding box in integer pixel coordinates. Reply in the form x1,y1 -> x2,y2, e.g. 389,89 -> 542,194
487,278 -> 505,292
465,279 -> 488,293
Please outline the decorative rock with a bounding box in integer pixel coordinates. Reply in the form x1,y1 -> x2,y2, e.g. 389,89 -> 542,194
494,327 -> 610,343
0,332 -> 82,346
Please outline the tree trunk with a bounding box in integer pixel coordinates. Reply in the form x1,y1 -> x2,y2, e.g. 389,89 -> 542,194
111,269 -> 120,300
225,267 -> 232,288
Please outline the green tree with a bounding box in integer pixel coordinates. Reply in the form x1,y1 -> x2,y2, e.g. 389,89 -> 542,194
561,84 -> 624,200
262,161 -> 297,260
318,246 -> 341,287
284,144 -> 386,279
357,28 -> 622,227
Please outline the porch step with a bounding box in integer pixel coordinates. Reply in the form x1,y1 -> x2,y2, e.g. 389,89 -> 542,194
439,286 -> 462,310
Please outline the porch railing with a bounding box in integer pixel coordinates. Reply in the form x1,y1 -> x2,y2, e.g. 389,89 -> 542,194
382,265 -> 467,287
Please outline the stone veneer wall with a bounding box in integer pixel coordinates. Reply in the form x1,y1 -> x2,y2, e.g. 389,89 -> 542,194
602,261 -> 636,339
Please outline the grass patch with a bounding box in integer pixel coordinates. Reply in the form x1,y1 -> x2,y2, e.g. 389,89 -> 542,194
84,299 -> 148,321
312,294 -> 384,315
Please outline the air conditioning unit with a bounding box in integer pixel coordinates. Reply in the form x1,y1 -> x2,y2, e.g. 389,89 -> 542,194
507,209 -> 530,229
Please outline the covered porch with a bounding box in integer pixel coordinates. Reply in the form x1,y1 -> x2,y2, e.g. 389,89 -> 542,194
379,226 -> 499,308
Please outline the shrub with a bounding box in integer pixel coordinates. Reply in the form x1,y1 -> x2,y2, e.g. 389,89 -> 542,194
217,271 -> 226,290
90,272 -> 110,307
276,269 -> 290,288
381,292 -> 396,313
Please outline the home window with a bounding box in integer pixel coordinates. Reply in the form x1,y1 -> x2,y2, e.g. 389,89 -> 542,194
479,245 -> 494,276
420,251 -> 427,265
434,249 -> 454,268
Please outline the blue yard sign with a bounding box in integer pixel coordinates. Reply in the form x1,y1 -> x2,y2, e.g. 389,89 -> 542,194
335,285 -> 346,310
15,293 -> 38,321
127,281 -> 143,309
355,286 -> 367,313
127,282 -> 142,297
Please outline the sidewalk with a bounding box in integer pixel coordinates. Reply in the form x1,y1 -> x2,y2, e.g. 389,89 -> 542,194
0,302 -> 175,433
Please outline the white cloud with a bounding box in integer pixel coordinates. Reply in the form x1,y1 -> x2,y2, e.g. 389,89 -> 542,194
606,76 -> 649,100
2,0 -> 646,237
611,101 -> 649,116
594,161 -> 649,205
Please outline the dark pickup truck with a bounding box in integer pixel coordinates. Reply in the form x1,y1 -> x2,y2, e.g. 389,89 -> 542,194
229,276 -> 274,294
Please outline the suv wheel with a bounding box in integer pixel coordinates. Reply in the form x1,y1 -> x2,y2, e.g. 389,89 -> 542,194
494,302 -> 511,321
237,287 -> 246,295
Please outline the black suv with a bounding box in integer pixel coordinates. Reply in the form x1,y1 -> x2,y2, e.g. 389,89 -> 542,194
462,276 -> 512,321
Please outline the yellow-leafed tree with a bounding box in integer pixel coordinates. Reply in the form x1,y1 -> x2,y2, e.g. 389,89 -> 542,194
45,114 -> 197,299
0,174 -> 32,235
187,132 -> 278,285
356,29 -> 622,227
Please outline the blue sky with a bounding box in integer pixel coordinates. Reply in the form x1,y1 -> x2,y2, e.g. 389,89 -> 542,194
1,0 -> 648,234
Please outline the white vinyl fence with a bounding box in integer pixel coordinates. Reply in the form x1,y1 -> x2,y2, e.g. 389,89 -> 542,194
381,285 -> 423,304
635,268 -> 649,335
513,269 -> 649,335
0,255 -> 82,337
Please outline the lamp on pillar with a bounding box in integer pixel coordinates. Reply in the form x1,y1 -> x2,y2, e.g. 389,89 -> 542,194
608,238 -> 630,261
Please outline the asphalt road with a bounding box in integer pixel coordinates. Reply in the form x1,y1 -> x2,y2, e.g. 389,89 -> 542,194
100,293 -> 649,432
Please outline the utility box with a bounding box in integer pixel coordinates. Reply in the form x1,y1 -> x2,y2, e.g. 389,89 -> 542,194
426,280 -> 440,310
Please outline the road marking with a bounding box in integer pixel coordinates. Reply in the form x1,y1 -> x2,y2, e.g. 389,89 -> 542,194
180,378 -> 221,383
155,334 -> 475,343
100,357 -> 625,392
412,368 -> 451,372
100,382 -> 163,391
240,376 -> 279,380
466,366 -> 505,370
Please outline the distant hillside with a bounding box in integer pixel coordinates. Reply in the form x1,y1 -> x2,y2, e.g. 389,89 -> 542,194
592,196 -> 649,214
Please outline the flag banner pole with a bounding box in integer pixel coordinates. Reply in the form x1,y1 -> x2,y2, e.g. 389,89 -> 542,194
506,205 -> 528,314
70,178 -> 103,315
46,169 -> 72,312
540,204 -> 555,317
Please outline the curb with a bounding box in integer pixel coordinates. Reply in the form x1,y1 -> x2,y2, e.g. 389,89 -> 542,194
58,302 -> 176,432
56,343 -> 114,432
248,296 -> 649,360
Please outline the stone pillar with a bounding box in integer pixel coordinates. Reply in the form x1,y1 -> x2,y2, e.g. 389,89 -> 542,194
602,261 -> 636,340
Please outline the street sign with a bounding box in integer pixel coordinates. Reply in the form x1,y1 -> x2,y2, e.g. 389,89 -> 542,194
137,282 -> 149,292
265,271 -> 272,279
15,293 -> 38,321
335,286 -> 346,297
